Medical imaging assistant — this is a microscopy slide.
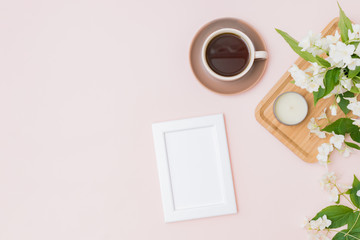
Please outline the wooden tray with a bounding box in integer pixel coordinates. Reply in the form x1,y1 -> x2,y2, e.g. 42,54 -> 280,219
255,18 -> 346,163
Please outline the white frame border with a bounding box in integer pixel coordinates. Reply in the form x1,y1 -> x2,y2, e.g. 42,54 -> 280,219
152,114 -> 237,222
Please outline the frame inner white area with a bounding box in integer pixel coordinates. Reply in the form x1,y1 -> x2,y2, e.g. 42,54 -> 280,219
164,126 -> 225,211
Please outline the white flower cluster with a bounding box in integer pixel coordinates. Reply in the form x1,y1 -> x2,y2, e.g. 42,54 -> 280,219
321,171 -> 352,203
307,111 -> 353,166
289,63 -> 355,96
302,215 -> 331,240
308,117 -> 326,138
289,63 -> 354,96
320,172 -> 339,202
289,24 -> 360,98
298,26 -> 360,70
349,24 -> 360,41
317,133 -> 350,166
317,143 -> 334,167
303,172 -> 352,240
329,42 -> 360,70
289,63 -> 325,93
298,31 -> 339,57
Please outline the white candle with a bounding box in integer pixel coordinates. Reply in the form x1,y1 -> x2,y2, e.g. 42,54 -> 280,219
274,92 -> 308,125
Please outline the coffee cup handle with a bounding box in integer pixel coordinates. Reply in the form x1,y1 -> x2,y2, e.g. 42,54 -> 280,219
255,51 -> 268,60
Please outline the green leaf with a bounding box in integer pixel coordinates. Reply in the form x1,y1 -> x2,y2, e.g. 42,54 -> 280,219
324,68 -> 341,96
313,87 -> 326,105
351,86 -> 360,94
312,205 -> 353,229
351,130 -> 360,143
338,2 -> 353,42
275,29 -> 331,67
276,29 -> 318,62
348,212 -> 360,230
354,76 -> 360,82
345,141 -> 360,150
349,175 -> 360,208
333,230 -> 360,240
275,29 -> 332,67
322,118 -> 357,135
312,68 -> 340,105
344,213 -> 360,240
349,67 -> 360,78
322,117 -> 360,142
333,230 -> 348,240
316,56 -> 331,68
343,91 -> 356,98
338,92 -> 355,114
346,231 -> 360,240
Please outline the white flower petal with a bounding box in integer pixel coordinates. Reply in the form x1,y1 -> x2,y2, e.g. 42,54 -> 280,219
329,188 -> 339,203
341,76 -> 353,90
329,42 -> 355,64
318,143 -> 334,155
355,44 -> 360,57
342,146 -> 352,157
330,133 -> 345,150
352,118 -> 360,127
329,104 -> 337,116
317,108 -> 328,120
348,100 -> 360,117
299,31 -> 324,56
320,172 -> 336,191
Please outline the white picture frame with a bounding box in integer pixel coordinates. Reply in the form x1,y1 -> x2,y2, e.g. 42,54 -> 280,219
152,114 -> 237,222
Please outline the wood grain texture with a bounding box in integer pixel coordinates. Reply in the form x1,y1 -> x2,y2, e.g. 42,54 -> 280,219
255,18 -> 346,163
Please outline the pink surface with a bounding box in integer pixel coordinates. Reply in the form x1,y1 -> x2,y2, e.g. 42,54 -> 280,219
0,0 -> 359,239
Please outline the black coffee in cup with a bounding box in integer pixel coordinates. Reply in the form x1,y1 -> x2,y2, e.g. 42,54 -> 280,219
205,33 -> 250,77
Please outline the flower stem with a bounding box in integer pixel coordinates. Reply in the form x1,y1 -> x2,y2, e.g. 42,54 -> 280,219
335,185 -> 358,209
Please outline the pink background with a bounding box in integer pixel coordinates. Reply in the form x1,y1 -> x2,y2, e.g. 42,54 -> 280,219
1,0 -> 360,239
